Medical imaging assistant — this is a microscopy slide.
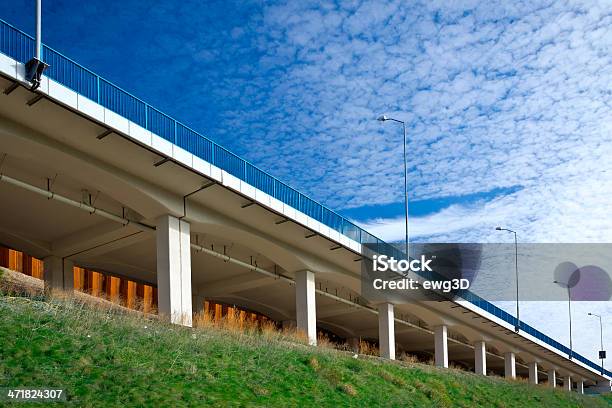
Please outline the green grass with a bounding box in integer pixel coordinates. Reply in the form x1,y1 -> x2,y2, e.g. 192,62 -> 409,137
0,294 -> 609,407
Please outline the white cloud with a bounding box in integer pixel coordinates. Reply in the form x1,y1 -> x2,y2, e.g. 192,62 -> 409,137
359,168 -> 612,244
211,0 -> 611,231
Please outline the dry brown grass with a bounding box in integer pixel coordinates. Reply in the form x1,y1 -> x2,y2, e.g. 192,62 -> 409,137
191,307 -> 312,346
510,376 -> 529,384
398,352 -> 420,364
0,266 -> 43,297
358,340 -> 379,356
194,308 -> 257,332
0,267 -> 159,316
316,332 -> 336,349
192,308 -> 214,328
339,383 -> 357,396
448,362 -> 469,372
291,328 -> 310,344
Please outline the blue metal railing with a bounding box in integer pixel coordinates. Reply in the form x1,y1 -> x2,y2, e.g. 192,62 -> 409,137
0,18 -> 609,377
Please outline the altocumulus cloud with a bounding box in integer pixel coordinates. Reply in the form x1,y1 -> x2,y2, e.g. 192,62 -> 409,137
216,0 -> 612,244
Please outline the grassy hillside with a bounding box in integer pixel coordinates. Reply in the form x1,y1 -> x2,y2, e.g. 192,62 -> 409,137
0,291 -> 609,407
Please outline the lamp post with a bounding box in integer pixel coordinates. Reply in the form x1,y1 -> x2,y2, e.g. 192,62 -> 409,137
588,312 -> 605,374
496,226 -> 520,332
35,0 -> 41,60
377,115 -> 409,259
555,280 -> 573,359
25,0 -> 48,90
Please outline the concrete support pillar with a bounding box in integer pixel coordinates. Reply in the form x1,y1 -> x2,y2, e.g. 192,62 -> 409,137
563,375 -> 572,391
377,303 -> 395,360
504,352 -> 516,379
156,215 -> 192,326
434,325 -> 448,368
295,270 -> 316,345
43,256 -> 74,292
474,341 -> 486,375
528,361 -> 538,385
577,378 -> 584,394
548,369 -> 556,388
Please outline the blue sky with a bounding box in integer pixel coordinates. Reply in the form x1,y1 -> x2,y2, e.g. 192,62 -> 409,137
2,0 -> 612,366
2,1 -> 610,244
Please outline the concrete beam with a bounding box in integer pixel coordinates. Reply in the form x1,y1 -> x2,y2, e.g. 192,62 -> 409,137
318,320 -> 356,339
548,369 -> 556,388
216,295 -> 291,321
156,215 -> 192,326
474,340 -> 486,375
52,222 -> 147,258
295,270 -> 316,345
435,325 -> 448,368
317,303 -> 361,319
395,325 -> 420,334
81,232 -> 151,260
0,117 -> 186,220
0,227 -> 51,259
528,361 -> 538,385
186,201 -> 357,279
43,256 -> 73,292
378,303 -> 395,360
199,272 -> 274,297
504,352 -> 516,379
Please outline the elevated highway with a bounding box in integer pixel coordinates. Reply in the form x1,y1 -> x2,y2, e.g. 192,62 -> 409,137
0,18 -> 609,393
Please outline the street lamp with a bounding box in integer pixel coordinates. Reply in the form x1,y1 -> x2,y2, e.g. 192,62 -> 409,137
496,226 -> 520,332
588,312 -> 605,374
25,0 -> 48,90
554,280 -> 573,359
377,115 -> 409,259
